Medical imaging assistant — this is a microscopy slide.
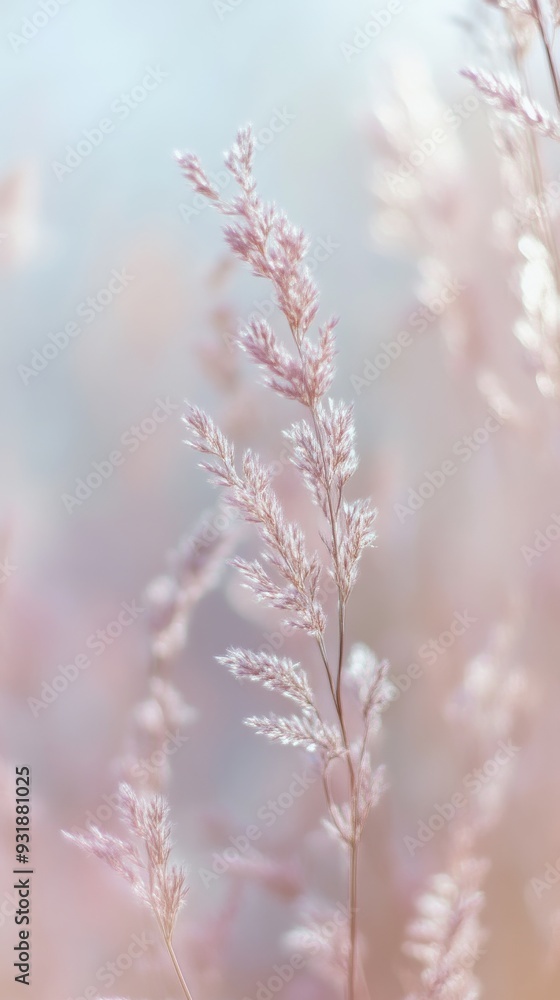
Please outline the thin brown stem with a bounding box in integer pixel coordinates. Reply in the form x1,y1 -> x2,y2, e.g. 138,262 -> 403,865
335,602 -> 346,721
348,837 -> 359,1000
155,910 -> 195,1000
290,291 -> 361,1000
332,594 -> 359,1000
317,634 -> 339,708
303,405 -> 358,1000
165,936 -> 195,1000
308,410 -> 359,1000
322,759 -> 349,842
516,46 -> 560,264
536,6 -> 560,111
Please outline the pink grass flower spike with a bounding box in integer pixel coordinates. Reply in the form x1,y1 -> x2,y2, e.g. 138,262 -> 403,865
178,125 -> 393,1000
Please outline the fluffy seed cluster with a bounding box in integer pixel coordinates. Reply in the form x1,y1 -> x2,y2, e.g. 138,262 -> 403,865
65,783 -> 188,941
179,127 -> 376,632
178,127 -> 391,1000
461,67 -> 560,141
117,513 -> 231,796
403,850 -> 488,1000
144,511 -> 233,666
284,899 -> 350,990
460,0 -> 560,395
184,405 -> 327,637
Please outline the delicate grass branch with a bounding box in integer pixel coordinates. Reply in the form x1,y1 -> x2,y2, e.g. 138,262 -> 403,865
179,126 -> 392,999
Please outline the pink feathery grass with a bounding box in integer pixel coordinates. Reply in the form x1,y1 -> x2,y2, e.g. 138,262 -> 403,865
178,124 -> 392,1000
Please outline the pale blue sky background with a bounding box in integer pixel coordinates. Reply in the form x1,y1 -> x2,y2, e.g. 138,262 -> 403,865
1,0 -> 474,529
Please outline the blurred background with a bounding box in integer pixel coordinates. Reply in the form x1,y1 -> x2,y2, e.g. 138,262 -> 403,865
2,0 -> 560,997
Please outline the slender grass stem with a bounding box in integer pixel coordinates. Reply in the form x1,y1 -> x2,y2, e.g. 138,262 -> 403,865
155,910 -> 195,1000
165,936 -> 195,1000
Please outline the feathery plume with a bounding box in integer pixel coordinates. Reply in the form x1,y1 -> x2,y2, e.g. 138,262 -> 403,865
218,648 -> 315,710
488,0 -> 537,15
65,783 -> 193,999
346,643 -> 394,730
117,510 -> 232,795
245,712 -> 345,759
462,67 -> 560,139
284,899 -> 351,991
178,126 -> 388,1000
460,3 -> 560,394
403,847 -> 488,1000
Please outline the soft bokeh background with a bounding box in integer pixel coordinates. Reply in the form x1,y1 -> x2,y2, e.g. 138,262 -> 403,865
2,0 -> 560,997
